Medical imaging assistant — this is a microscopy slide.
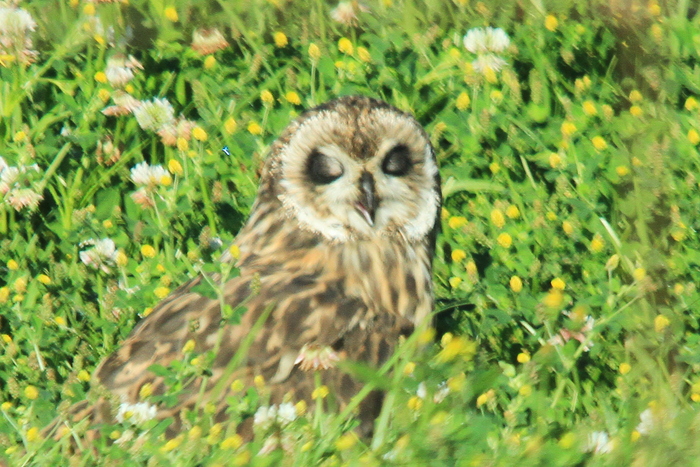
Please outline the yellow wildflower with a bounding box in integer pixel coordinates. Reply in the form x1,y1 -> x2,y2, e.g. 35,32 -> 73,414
506,205 -> 520,219
629,90 -> 642,103
1,334 -> 11,343
510,276 -> 523,293
466,261 -> 477,276
619,362 -> 631,375
630,105 -> 643,117
688,129 -> 700,145
403,362 -> 416,376
141,244 -> 156,258
224,117 -> 238,135
83,3 -> 96,15
517,351 -> 530,363
188,426 -> 203,440
590,234 -> 605,252
13,131 -> 26,143
77,370 -> 91,382
161,434 -> 184,452
193,126 -> 208,141
451,249 -> 467,262
35,274 -> 51,285
561,122 -> 577,137
308,43 -> 321,61
26,427 -> 40,442
449,277 -> 462,289
685,97 -> 698,111
168,159 -> 183,176
549,152 -> 562,168
139,382 -> 153,399
497,233 -> 512,248
489,162 -> 501,173
491,209 -> 505,228
260,90 -> 274,105
582,101 -> 597,116
54,316 -> 66,326
338,37 -> 353,55
591,136 -> 607,151
182,339 -> 195,353
407,396 -> 423,410
273,31 -> 288,48
254,375 -> 265,388
519,385 -> 532,397
616,166 -> 630,177
98,89 -> 111,102
7,259 -> 19,270
357,46 -> 371,62
654,314 -> 670,332
204,55 -> 216,70
551,278 -> 566,290
543,289 -> 563,308
335,433 -> 358,450
94,71 -> 107,83
312,385 -> 329,400
436,335 -> 476,362
544,15 -> 558,32
448,216 -> 467,229
285,91 -> 301,105
476,389 -> 494,408
247,122 -> 263,135
24,385 -> 39,400
164,6 -> 178,22
295,399 -> 307,416
221,435 -> 243,449
562,221 -> 574,235
633,267 -> 646,281
456,92 -> 471,110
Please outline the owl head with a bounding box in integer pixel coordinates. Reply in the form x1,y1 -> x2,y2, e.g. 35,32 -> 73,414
259,96 -> 441,245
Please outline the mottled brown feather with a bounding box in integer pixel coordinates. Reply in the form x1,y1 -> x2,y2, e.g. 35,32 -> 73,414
53,95 -> 441,439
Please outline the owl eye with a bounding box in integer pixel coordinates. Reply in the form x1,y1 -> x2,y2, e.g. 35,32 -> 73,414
382,144 -> 412,177
307,150 -> 344,184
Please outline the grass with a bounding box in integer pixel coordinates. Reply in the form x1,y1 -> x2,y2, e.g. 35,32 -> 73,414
2,0 -> 700,465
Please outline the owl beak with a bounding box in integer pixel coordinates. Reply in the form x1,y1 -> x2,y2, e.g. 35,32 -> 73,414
356,172 -> 376,226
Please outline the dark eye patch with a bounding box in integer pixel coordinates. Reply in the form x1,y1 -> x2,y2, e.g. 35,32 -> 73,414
382,144 -> 412,177
307,150 -> 344,184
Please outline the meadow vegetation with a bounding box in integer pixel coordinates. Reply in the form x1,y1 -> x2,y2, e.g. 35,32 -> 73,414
2,0 -> 700,465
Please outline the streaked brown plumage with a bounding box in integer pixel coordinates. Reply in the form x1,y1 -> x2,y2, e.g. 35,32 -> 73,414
57,95 -> 441,438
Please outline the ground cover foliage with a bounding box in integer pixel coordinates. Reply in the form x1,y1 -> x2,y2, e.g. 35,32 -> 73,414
2,0 -> 700,464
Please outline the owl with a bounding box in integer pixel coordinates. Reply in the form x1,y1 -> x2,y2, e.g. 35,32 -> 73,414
58,95 -> 441,439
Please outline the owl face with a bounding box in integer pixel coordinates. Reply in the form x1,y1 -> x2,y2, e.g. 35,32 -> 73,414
272,96 -> 440,242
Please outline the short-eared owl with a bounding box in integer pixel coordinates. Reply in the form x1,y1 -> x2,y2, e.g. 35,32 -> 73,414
63,96 -> 441,437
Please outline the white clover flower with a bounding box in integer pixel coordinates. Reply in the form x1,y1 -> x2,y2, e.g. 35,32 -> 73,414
472,54 -> 508,73
0,165 -> 19,194
254,405 -> 278,431
276,402 -> 297,427
463,27 -> 511,74
434,381 -> 450,403
6,188 -> 42,211
0,159 -> 43,210
585,431 -> 613,454
330,2 -> 369,26
0,6 -> 38,64
80,238 -> 118,273
191,28 -> 229,55
104,54 -> 143,88
636,408 -> 654,435
463,27 -> 510,54
416,382 -> 427,399
294,344 -> 340,371
105,64 -> 134,88
133,98 -> 175,132
130,162 -> 172,188
115,401 -> 157,426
